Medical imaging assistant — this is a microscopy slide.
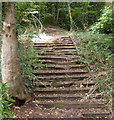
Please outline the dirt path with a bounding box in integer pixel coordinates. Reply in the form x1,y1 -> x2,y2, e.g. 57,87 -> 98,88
32,27 -> 71,43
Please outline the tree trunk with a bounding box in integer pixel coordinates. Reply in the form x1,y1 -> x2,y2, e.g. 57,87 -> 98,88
56,8 -> 60,26
53,5 -> 56,25
1,3 -> 30,101
68,3 -> 73,32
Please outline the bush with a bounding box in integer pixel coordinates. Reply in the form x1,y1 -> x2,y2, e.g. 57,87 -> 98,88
89,4 -> 113,34
18,34 -> 36,93
18,33 -> 47,93
0,82 -> 15,119
74,32 -> 112,66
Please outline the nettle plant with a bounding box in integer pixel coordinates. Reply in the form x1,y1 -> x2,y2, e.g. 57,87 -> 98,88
0,82 -> 15,119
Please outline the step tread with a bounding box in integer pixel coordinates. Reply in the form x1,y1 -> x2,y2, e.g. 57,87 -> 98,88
33,64 -> 86,70
38,49 -> 77,53
35,102 -> 106,109
46,64 -> 86,68
37,59 -> 81,64
82,112 -> 110,116
34,88 -> 91,92
36,95 -> 83,98
34,44 -> 75,47
33,81 -> 95,88
36,74 -> 89,78
33,69 -> 88,73
37,55 -> 80,59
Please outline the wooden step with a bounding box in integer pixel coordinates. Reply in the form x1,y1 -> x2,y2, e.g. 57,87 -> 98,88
56,41 -> 73,44
36,74 -> 89,81
37,55 -> 81,60
35,94 -> 103,100
37,53 -> 80,57
37,49 -> 77,55
35,45 -> 75,50
46,64 -> 86,69
34,88 -> 91,94
37,55 -> 67,61
35,102 -> 106,109
36,76 -> 88,82
34,80 -> 95,88
37,59 -> 81,65
37,52 -> 78,56
34,78 -> 88,84
37,49 -> 77,53
34,81 -> 74,88
33,69 -> 88,76
61,36 -> 71,40
33,64 -> 86,70
36,95 -> 83,100
34,44 -> 75,47
37,55 -> 80,60
53,46 -> 76,50
82,112 -> 111,118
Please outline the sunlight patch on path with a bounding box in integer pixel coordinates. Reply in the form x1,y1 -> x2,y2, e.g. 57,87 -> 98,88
32,33 -> 56,43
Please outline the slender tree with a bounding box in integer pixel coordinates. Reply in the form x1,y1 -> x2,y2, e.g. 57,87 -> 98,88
68,3 -> 73,32
1,3 -> 30,101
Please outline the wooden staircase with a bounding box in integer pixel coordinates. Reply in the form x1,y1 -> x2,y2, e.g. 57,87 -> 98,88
32,36 -> 111,118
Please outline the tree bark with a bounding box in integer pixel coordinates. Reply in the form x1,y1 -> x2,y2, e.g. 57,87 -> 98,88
56,8 -> 60,26
68,3 -> 73,32
53,5 -> 56,25
1,2 -> 30,101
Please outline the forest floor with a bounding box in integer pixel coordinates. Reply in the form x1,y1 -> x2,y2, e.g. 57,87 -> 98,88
10,101 -> 84,118
9,27 -> 111,119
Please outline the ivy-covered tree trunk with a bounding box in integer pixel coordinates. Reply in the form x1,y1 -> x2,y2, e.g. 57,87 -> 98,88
1,3 -> 30,101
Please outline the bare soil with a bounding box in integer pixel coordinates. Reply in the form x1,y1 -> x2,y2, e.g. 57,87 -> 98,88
10,100 -> 109,119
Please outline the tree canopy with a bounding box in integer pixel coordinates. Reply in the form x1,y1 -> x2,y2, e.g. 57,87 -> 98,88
15,2 -> 106,31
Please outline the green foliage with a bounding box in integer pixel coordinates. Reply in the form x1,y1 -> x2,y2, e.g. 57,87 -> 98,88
18,33 -> 47,93
75,32 -> 112,66
0,41 -> 1,82
90,4 -> 113,34
0,83 -> 15,119
71,2 -> 104,30
0,3 -> 1,39
73,32 -> 113,110
75,32 -> 112,71
18,35 -> 36,93
15,2 -> 105,31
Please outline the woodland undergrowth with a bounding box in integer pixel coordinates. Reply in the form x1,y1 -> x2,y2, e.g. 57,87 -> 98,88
18,32 -> 47,94
73,32 -> 113,113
